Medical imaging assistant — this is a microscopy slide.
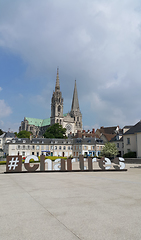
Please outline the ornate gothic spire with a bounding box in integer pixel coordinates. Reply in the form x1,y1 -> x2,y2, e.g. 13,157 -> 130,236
55,67 -> 60,91
71,80 -> 80,112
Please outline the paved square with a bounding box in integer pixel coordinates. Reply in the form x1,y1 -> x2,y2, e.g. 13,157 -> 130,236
0,164 -> 141,240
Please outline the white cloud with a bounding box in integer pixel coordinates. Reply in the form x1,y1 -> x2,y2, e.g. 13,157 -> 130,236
0,0 -> 141,128
0,87 -> 2,91
0,99 -> 12,118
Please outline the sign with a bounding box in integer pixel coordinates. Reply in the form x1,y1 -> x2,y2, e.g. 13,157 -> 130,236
5,155 -> 126,173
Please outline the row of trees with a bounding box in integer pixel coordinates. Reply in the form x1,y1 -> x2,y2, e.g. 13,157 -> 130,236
14,123 -> 67,139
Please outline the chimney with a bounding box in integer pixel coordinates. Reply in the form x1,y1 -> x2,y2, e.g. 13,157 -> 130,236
92,128 -> 95,133
30,134 -> 32,141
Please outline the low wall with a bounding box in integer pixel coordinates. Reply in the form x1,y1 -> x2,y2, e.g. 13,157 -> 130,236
124,158 -> 141,164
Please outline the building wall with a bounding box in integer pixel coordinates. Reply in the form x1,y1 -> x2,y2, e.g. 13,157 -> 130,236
123,134 -> 137,154
136,133 -> 141,158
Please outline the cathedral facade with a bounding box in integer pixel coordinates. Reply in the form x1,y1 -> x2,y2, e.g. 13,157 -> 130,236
19,68 -> 82,136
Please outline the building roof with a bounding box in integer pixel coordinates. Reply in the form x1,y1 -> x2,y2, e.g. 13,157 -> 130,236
73,137 -> 104,145
99,126 -> 119,135
123,125 -> 133,129
25,114 -> 67,128
6,138 -> 73,145
110,135 -> 123,142
101,133 -> 116,142
123,121 -> 141,135
5,132 -> 15,138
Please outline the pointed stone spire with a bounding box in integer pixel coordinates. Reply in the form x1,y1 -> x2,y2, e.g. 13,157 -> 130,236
55,67 -> 60,91
71,80 -> 80,112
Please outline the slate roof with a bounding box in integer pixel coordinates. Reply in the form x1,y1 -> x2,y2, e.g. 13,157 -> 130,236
110,135 -> 123,142
123,121 -> 141,135
6,138 -> 73,145
5,132 -> 15,138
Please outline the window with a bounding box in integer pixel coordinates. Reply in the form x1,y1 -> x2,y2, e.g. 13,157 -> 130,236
84,146 -> 87,150
28,145 -> 30,150
23,145 -> 25,150
77,117 -> 79,121
59,146 -> 62,150
68,146 -> 70,150
41,145 -> 44,150
63,146 -> 66,150
50,146 -> 53,150
127,138 -> 130,145
22,152 -> 25,156
117,143 -> 119,148
55,146 -> 57,150
36,145 -> 39,150
127,149 -> 130,153
18,145 -> 20,149
122,143 -> 124,148
32,145 -> 35,150
79,145 -> 82,150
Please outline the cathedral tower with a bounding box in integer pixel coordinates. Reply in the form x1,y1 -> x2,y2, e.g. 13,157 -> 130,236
70,80 -> 82,132
50,68 -> 64,126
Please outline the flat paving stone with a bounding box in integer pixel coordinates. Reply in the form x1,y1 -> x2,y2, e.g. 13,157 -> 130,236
0,164 -> 141,240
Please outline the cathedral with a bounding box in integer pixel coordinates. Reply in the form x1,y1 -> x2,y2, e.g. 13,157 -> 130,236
19,68 -> 83,136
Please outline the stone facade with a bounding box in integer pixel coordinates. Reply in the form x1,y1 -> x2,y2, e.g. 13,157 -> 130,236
19,68 -> 82,136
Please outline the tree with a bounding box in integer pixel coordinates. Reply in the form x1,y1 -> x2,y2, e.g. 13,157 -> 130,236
43,123 -> 67,138
100,142 -> 118,159
16,130 -> 32,138
0,129 -> 3,136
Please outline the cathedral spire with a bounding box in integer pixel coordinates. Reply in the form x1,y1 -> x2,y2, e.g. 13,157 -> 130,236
55,67 -> 60,91
71,80 -> 80,112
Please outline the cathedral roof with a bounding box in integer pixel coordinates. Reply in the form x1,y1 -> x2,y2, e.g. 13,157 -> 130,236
25,117 -> 50,127
25,114 -> 67,127
71,80 -> 80,112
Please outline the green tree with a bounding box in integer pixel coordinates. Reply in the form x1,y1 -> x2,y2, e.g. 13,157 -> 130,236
43,123 -> 67,138
100,142 -> 118,158
16,130 -> 32,138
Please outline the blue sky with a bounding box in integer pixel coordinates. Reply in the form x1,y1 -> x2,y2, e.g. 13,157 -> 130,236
1,0 -> 141,132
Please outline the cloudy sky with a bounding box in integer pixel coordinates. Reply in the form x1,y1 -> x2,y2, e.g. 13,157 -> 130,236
0,0 -> 141,132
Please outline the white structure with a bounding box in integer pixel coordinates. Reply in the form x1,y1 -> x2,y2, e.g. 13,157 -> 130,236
4,137 -> 104,159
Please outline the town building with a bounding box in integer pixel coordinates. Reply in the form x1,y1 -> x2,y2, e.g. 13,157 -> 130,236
123,120 -> 141,158
0,132 -> 15,157
73,138 -> 104,158
19,68 -> 82,137
4,137 -> 104,159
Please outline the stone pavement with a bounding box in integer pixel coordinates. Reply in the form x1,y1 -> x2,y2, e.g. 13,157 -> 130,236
0,164 -> 141,240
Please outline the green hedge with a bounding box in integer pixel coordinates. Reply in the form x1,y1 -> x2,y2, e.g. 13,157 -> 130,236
123,151 -> 137,158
